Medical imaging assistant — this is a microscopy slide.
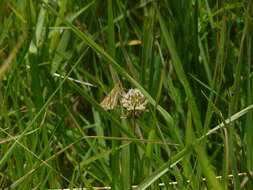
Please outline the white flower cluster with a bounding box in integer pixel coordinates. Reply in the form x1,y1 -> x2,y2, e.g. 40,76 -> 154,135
121,88 -> 148,111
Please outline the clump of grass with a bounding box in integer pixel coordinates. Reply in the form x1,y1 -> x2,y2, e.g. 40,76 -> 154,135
0,0 -> 253,189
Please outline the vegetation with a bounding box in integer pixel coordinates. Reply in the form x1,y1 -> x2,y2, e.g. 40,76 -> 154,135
0,0 -> 253,189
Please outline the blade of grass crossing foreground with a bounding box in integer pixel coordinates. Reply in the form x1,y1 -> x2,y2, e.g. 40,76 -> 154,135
156,4 -> 222,189
7,84 -> 28,182
140,6 -> 154,84
155,5 -> 202,132
49,0 -> 67,52
144,129 -> 156,172
121,119 -> 131,190
228,2 -> 251,188
29,53 -> 43,140
136,145 -> 193,190
92,108 -> 106,150
107,1 -> 121,188
155,40 -> 182,144
43,2 -> 175,128
107,0 -> 120,85
198,38 -> 212,86
27,7 -> 50,186
0,48 -> 89,171
10,138 -> 131,188
194,145 -> 223,190
28,0 -> 36,24
245,1 -> 253,188
182,110 -> 199,189
51,29 -> 72,73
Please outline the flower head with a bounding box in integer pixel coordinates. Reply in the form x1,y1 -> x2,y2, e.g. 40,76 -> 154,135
121,88 -> 148,111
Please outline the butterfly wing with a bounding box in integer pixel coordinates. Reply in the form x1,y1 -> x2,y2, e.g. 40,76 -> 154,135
100,83 -> 123,110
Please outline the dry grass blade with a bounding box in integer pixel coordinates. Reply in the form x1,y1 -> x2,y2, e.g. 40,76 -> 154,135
0,32 -> 27,80
52,72 -> 96,87
0,128 -> 39,144
200,104 -> 253,139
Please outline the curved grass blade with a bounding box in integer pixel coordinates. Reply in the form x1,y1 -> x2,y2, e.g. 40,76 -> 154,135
155,4 -> 202,132
43,2 -> 174,127
0,48 -> 89,171
136,146 -> 193,190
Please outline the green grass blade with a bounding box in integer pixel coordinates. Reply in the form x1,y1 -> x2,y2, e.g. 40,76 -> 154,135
43,2 -> 175,127
155,4 -> 202,132
136,146 -> 193,190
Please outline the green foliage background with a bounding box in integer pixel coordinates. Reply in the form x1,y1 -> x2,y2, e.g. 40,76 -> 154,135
0,0 -> 253,189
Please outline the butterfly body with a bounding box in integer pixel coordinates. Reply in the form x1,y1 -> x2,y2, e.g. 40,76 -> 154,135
100,83 -> 124,110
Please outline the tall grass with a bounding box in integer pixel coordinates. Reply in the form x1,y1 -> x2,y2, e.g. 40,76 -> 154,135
0,0 -> 253,189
